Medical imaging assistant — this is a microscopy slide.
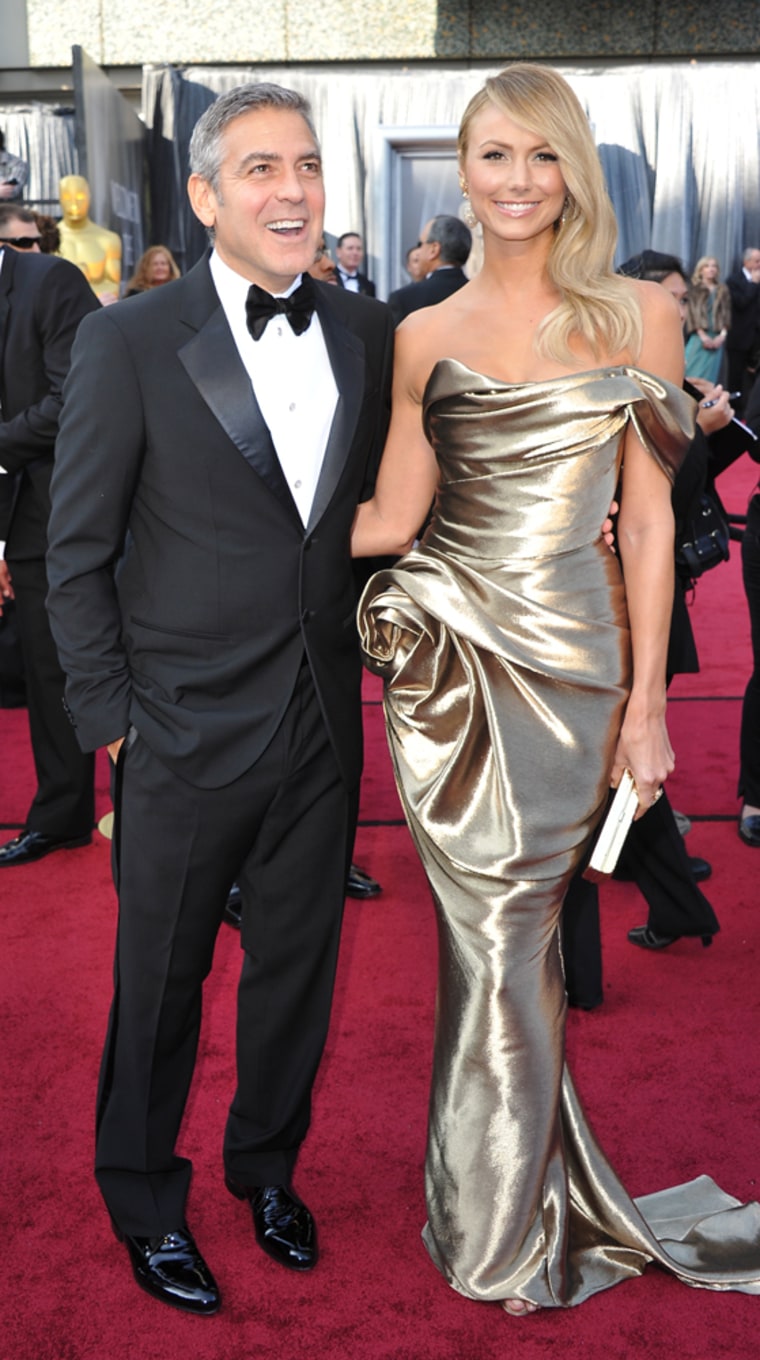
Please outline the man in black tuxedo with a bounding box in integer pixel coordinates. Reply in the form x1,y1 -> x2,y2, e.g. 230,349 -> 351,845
0,241 -> 98,867
387,215 -> 471,326
725,246 -> 760,408
333,231 -> 375,295
46,84 -> 393,1315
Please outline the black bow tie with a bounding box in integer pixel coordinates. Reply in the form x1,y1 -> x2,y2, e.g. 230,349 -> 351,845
245,276 -> 316,341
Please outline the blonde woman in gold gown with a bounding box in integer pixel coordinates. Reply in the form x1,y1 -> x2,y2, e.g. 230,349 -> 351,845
352,65 -> 760,1313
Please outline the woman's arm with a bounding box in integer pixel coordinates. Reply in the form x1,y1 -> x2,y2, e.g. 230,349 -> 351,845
351,319 -> 439,558
612,283 -> 686,810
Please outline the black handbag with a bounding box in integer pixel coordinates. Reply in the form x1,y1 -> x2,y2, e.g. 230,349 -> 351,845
675,490 -> 730,580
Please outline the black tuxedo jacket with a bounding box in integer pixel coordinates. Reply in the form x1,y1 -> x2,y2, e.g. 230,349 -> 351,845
0,249 -> 99,558
726,268 -> 760,351
46,256 -> 393,790
335,269 -> 376,298
387,267 -> 468,327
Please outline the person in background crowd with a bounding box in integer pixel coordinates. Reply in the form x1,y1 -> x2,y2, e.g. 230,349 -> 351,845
34,212 -> 61,255
0,210 -> 42,709
725,246 -> 760,408
0,243 -> 100,868
387,215 -> 472,325
307,236 -> 337,283
404,243 -> 426,282
736,373 -> 760,848
124,244 -> 181,295
334,231 -> 375,295
600,249 -> 722,950
685,256 -> 731,385
0,204 -> 41,251
0,130 -> 28,201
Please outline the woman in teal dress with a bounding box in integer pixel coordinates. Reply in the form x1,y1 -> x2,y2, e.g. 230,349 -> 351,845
685,255 -> 731,384
352,65 -> 760,1313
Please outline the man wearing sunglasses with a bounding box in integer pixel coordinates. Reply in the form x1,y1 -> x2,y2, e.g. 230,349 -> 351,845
0,205 -> 42,252
0,212 -> 100,869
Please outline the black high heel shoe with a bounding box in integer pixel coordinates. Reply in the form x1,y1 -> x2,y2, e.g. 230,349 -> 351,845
627,925 -> 713,951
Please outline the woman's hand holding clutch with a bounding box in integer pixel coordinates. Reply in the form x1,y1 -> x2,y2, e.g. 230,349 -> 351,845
610,707 -> 674,818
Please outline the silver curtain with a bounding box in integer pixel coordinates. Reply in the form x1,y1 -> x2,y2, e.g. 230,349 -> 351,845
142,59 -> 760,287
0,103 -> 78,213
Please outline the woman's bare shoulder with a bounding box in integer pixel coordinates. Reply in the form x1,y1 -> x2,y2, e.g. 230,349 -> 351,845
627,277 -> 680,326
394,302 -> 471,397
622,280 -> 684,385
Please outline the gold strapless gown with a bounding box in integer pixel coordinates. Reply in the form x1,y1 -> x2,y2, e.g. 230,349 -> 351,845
358,362 -> 760,1307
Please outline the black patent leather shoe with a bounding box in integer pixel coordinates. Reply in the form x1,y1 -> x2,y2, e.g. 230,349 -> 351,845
688,856 -> 712,882
224,883 -> 242,928
739,814 -> 760,848
346,862 -> 382,899
627,925 -> 713,951
116,1225 -> 220,1314
225,1177 -> 317,1271
0,828 -> 92,867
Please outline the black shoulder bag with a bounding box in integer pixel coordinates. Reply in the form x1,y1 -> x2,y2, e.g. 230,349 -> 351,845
675,490 -> 730,580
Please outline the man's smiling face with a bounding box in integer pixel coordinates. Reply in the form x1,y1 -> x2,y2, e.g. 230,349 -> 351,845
189,105 -> 325,292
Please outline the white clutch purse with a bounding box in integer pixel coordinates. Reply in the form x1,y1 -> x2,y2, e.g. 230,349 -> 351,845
582,769 -> 640,882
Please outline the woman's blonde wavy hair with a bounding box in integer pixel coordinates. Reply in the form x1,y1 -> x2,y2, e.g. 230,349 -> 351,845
458,64 -> 642,364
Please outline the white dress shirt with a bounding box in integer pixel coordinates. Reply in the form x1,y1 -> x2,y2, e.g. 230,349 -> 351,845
336,267 -> 360,294
209,251 -> 338,527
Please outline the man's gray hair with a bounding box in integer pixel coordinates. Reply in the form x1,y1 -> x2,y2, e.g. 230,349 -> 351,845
427,214 -> 472,267
189,83 -> 319,192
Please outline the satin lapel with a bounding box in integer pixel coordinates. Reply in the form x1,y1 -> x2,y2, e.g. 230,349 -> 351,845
307,291 -> 365,532
177,283 -> 299,522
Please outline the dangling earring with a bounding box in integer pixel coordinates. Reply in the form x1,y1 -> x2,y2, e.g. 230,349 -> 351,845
558,196 -> 571,227
459,180 -> 478,229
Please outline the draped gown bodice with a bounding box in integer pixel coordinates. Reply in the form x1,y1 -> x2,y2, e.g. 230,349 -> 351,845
357,362 -> 760,1308
421,361 -> 686,561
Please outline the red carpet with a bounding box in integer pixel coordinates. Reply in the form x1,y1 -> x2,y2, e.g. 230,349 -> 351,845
1,457 -> 759,1358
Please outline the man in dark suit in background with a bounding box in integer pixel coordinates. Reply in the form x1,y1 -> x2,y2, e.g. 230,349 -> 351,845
46,83 -> 393,1316
387,215 -> 471,326
726,246 -> 760,408
333,231 -> 375,295
0,235 -> 99,867
0,206 -> 43,711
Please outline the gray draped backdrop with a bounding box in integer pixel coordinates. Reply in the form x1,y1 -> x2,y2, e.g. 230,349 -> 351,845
142,60 -> 760,293
0,104 -> 77,213
3,61 -> 757,292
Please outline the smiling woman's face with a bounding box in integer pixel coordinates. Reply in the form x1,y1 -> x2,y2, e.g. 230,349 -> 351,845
461,103 -> 566,248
